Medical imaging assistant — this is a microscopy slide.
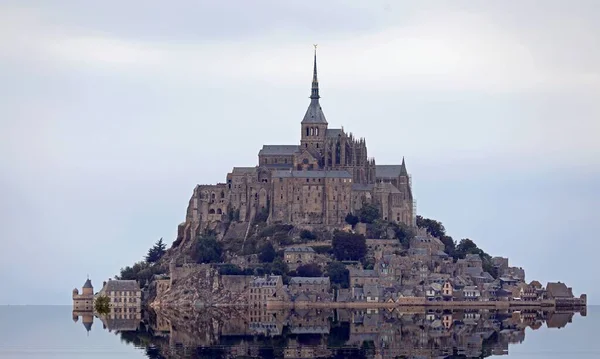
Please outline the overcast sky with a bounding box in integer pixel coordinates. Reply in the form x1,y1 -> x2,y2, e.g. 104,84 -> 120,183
1,0 -> 598,304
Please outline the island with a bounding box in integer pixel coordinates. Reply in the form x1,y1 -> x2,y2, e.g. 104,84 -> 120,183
73,48 -> 586,319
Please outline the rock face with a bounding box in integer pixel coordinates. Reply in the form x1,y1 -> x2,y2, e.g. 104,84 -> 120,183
151,264 -> 249,309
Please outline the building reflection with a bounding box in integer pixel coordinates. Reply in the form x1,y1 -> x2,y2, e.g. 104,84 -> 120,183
72,307 -> 585,358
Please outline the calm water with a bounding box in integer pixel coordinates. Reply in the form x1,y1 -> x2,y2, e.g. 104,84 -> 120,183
0,306 -> 596,358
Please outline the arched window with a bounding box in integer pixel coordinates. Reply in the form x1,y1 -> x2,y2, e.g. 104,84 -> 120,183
209,209 -> 215,214
310,127 -> 314,136
217,208 -> 222,214
306,127 -> 310,136
220,191 -> 225,199
315,127 -> 319,136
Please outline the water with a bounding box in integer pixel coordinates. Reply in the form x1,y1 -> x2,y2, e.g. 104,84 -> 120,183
0,306 -> 596,358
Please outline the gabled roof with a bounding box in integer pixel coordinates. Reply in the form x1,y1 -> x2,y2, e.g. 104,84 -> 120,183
289,277 -> 330,285
375,165 -> 403,178
546,282 -> 574,298
326,128 -> 343,137
231,167 -> 257,175
272,170 -> 352,179
284,246 -> 315,253
103,280 -> 140,292
258,145 -> 299,156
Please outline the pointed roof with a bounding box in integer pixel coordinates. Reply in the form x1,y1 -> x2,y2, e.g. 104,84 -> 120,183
400,157 -> 408,176
302,46 -> 327,124
83,279 -> 93,289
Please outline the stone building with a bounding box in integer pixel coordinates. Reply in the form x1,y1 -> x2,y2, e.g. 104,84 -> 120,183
72,278 -> 94,311
178,48 -> 414,244
97,279 -> 142,320
288,277 -> 331,302
284,246 -> 317,269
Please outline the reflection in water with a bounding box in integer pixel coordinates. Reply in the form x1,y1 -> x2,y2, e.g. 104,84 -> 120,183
73,307 -> 586,358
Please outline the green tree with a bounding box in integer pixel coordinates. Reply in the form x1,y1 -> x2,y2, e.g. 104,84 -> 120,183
193,234 -> 223,263
300,229 -> 317,240
416,215 -> 446,238
94,295 -> 110,315
258,242 -> 276,263
270,259 -> 285,276
332,231 -> 367,261
358,204 -> 380,224
391,222 -> 415,248
296,263 -> 322,277
145,238 -> 167,263
344,213 -> 359,226
326,261 -> 349,288
218,264 -> 244,275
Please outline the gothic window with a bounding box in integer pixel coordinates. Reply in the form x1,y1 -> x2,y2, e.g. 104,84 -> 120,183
220,191 -> 225,199
209,209 -> 215,214
315,127 -> 319,136
310,127 -> 314,136
316,143 -> 319,148
217,208 -> 222,214
306,127 -> 310,136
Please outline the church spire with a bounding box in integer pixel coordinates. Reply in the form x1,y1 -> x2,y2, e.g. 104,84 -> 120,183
400,156 -> 408,176
310,44 -> 320,100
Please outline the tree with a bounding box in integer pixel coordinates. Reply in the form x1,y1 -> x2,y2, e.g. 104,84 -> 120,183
344,213 -> 359,226
94,295 -> 110,314
145,238 -> 167,263
416,215 -> 446,238
218,264 -> 244,275
391,222 -> 415,248
270,258 -> 289,276
296,263 -> 322,277
300,229 -> 317,240
440,235 -> 456,257
455,238 -> 479,259
193,235 -> 223,264
326,261 -> 349,288
358,204 -> 380,224
258,242 -> 276,263
332,231 -> 367,261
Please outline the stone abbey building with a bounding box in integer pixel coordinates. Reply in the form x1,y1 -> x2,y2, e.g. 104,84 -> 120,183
185,49 -> 414,235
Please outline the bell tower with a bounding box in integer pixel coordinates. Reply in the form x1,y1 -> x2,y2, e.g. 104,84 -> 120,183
300,45 -> 328,151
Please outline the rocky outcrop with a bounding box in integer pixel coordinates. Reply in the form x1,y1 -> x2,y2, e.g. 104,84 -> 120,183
151,264 -> 248,309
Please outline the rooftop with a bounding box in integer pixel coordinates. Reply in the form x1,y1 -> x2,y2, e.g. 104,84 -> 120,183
103,280 -> 140,292
258,145 -> 299,156
272,170 -> 352,179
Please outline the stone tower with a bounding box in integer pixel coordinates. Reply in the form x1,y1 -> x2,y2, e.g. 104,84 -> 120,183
300,45 -> 328,152
72,278 -> 94,311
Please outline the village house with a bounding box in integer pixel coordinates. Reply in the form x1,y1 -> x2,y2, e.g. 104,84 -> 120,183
288,277 -> 331,302
461,286 -> 481,301
363,284 -> 382,303
284,247 -> 316,270
249,275 -> 285,307
442,280 -> 454,300
349,268 -> 380,287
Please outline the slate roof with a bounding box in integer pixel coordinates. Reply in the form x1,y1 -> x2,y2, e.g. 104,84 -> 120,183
258,145 -> 299,156
284,246 -> 315,253
349,269 -> 377,277
302,99 -> 327,124
375,165 -> 403,178
83,279 -> 93,289
376,182 -> 401,194
326,128 -> 343,137
103,280 -> 140,292
264,163 -> 293,169
231,167 -> 257,175
272,170 -> 352,179
289,277 -> 330,285
352,183 -> 374,191
546,282 -> 574,298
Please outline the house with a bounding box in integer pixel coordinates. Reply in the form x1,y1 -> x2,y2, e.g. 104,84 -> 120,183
465,254 -> 483,268
363,284 -> 382,303
249,275 -> 284,306
96,279 -> 142,320
349,268 -> 380,287
462,286 -> 481,301
425,283 -> 442,300
288,277 -> 331,302
284,247 -> 316,270
546,282 -> 574,300
442,280 -> 454,299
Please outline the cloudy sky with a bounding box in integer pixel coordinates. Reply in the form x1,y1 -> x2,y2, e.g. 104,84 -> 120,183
1,0 -> 598,304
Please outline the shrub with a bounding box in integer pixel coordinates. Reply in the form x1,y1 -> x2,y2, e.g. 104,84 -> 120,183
296,263 -> 322,277
332,231 -> 367,261
300,229 -> 317,241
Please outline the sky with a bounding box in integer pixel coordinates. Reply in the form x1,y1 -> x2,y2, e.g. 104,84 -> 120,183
0,0 -> 598,305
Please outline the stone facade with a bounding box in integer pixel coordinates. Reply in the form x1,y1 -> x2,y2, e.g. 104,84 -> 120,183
177,49 -> 414,245
97,279 -> 142,320
72,278 -> 94,311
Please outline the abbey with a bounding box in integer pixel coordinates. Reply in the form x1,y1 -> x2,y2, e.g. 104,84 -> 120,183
187,49 -> 414,234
